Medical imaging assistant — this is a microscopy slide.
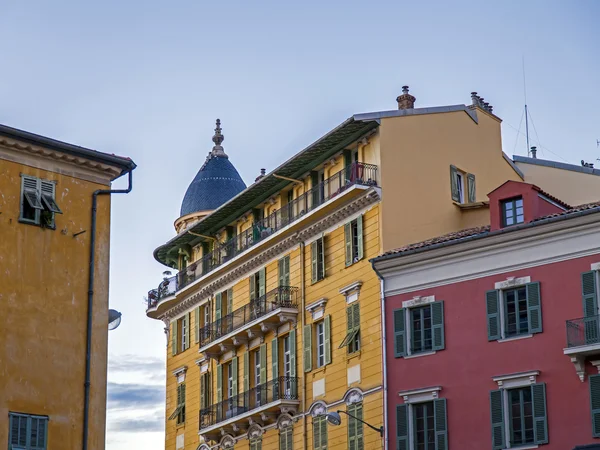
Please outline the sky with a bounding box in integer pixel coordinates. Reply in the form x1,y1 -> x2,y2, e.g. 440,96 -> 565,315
0,1 -> 598,448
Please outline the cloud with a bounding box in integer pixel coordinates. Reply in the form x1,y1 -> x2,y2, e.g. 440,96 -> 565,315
108,355 -> 165,374
107,382 -> 165,410
108,415 -> 164,434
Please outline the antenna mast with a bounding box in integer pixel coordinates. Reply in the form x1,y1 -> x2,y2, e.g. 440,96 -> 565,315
523,57 -> 531,157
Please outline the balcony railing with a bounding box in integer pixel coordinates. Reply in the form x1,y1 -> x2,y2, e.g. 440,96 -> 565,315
566,315 -> 600,348
147,162 -> 378,309
199,286 -> 299,348
199,376 -> 299,430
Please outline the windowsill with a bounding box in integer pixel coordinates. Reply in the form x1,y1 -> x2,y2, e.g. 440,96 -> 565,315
498,334 -> 533,343
452,200 -> 489,210
18,219 -> 56,230
176,422 -> 185,429
311,277 -> 326,286
312,366 -> 327,377
404,351 -> 436,359
347,351 -> 361,362
502,445 -> 538,450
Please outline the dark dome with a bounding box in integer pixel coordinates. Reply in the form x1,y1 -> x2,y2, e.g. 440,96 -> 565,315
180,119 -> 246,217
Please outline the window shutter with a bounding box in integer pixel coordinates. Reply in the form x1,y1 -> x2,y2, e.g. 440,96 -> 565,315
279,258 -> 284,287
285,256 -> 290,286
216,364 -> 223,403
346,305 -> 354,334
194,307 -> 200,343
396,404 -> 408,450
244,351 -> 250,392
290,329 -> 297,378
215,292 -> 222,321
259,267 -> 266,297
260,343 -> 267,384
434,398 -> 448,450
250,274 -> 256,301
41,180 -> 62,214
356,215 -> 364,261
313,417 -> 321,449
324,315 -> 332,365
352,303 -> 360,331
319,415 -> 328,449
185,313 -> 190,350
486,290 -> 501,341
227,288 -> 233,315
526,282 -> 543,334
171,320 -> 178,356
231,357 -> 238,396
467,173 -> 476,203
393,309 -> 406,357
431,301 -> 445,351
590,374 -> 600,437
489,389 -> 505,449
311,241 -> 318,283
582,271 -> 598,344
303,324 -> 312,372
200,373 -> 206,409
320,237 -> 326,279
272,338 -> 279,380
532,383 -> 548,444
450,165 -> 460,202
348,403 -> 356,450
345,222 -> 352,266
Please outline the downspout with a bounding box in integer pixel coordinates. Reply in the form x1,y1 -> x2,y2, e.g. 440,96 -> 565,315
83,169 -> 134,450
300,240 -> 307,450
372,264 -> 388,450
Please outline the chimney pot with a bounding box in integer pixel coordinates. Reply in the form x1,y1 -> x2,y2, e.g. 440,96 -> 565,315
530,146 -> 537,159
261,168 -> 266,175
396,85 -> 416,110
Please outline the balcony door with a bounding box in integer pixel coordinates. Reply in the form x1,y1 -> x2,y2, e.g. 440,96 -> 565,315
283,334 -> 292,396
253,349 -> 262,406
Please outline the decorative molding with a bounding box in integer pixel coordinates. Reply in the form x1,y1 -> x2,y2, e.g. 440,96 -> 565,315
162,318 -> 171,347
339,281 -> 362,295
344,388 -> 364,405
494,276 -> 531,290
399,386 -> 441,404
570,356 -> 587,382
592,262 -> 600,271
247,424 -> 263,439
219,434 -> 236,449
309,401 -> 328,417
306,298 -> 328,321
172,366 -> 188,377
276,413 -> 294,430
492,370 -> 540,388
402,295 -> 435,309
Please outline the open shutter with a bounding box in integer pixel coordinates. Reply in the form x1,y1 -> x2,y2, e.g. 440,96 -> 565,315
431,301 -> 445,350
311,241 -> 318,283
486,290 -> 501,341
194,307 -> 200,343
41,180 -> 62,214
396,404 -> 408,450
272,338 -> 279,380
450,165 -> 460,202
227,288 -> 233,315
467,173 -> 476,203
590,374 -> 600,437
185,313 -> 190,350
356,215 -> 364,261
489,389 -> 505,449
303,324 -> 312,372
532,383 -> 548,444
216,364 -> 223,403
215,292 -> 222,321
260,343 -> 267,384
259,267 -> 266,297
434,398 -> 448,450
200,373 -> 206,409
285,256 -> 290,286
348,403 -> 356,450
249,274 -> 256,301
526,282 -> 543,334
345,222 -> 352,266
324,315 -> 331,365
279,258 -> 285,287
171,320 -> 178,356
582,271 -> 598,344
320,237 -> 326,279
243,352 -> 249,392
393,309 -> 406,357
231,357 -> 238,396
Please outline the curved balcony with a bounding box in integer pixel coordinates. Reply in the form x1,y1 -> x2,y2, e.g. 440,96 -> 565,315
199,286 -> 299,356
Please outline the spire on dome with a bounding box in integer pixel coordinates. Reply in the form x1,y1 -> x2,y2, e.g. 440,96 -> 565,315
211,118 -> 227,158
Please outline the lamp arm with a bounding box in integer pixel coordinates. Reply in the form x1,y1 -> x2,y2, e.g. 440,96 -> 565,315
336,410 -> 384,436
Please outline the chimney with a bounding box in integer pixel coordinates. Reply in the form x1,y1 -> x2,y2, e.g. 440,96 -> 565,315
255,168 -> 266,182
530,146 -> 537,159
396,86 -> 416,110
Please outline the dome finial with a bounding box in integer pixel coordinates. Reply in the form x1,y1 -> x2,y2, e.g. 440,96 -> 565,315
211,118 -> 227,157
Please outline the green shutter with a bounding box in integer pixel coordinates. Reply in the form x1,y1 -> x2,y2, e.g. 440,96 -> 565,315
396,404 -> 408,450
431,301 -> 445,350
320,415 -> 328,449
215,292 -> 222,320
532,383 -> 548,444
352,303 -> 360,332
216,364 -> 223,403
185,313 -> 190,350
434,398 -> 448,450
285,256 -> 290,286
280,426 -> 293,450
348,403 -> 356,450
250,273 -> 256,301
320,237 -> 326,279
260,343 -> 267,384
244,352 -> 249,392
486,290 -> 501,341
348,403 -> 363,450
194,307 -> 200,343
526,282 -> 542,334
345,222 -> 352,266
347,305 -> 354,334
311,240 -> 318,283
200,373 -> 206,409
228,288 -> 233,315
171,320 -> 178,356
290,329 -> 297,396
582,271 -> 598,345
324,315 -> 332,365
278,258 -> 285,287
313,417 -> 320,450
303,324 -> 312,372
356,215 -> 364,261
467,173 -> 476,203
490,389 -> 505,449
272,338 -> 279,380
231,357 -> 238,396
259,267 -> 266,297
393,309 -> 406,357
450,165 -> 460,202
590,374 -> 600,437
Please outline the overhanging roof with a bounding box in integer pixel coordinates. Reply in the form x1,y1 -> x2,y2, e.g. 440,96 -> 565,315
154,117 -> 379,266
513,155 -> 600,177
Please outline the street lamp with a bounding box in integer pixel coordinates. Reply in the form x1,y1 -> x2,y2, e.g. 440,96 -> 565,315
324,410 -> 384,438
108,309 -> 122,331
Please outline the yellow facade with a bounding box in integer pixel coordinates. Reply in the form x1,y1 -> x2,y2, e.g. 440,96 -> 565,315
0,126 -> 134,449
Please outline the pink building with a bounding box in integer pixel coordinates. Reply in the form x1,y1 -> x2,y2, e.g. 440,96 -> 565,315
372,181 -> 600,450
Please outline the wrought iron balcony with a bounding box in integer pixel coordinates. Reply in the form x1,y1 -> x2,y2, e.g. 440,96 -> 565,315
566,315 -> 600,349
199,286 -> 299,354
146,162 -> 377,310
199,376 -> 299,433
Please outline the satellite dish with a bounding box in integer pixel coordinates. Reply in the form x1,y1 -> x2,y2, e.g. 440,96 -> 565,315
108,309 -> 122,331
325,412 -> 342,426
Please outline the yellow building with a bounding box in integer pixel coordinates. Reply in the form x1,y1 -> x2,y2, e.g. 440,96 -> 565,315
0,124 -> 135,449
147,89 -> 595,450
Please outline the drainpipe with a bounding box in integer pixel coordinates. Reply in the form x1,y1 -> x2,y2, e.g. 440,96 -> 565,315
299,240 -> 307,450
372,264 -> 388,450
83,169 -> 134,450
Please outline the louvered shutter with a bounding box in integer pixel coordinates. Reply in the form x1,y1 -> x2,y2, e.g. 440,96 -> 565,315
194,307 -> 200,343
348,403 -> 356,450
279,258 -> 285,287
590,374 -> 600,437
320,237 -> 326,278
532,383 -> 548,444
352,303 -> 360,331
260,343 -> 267,384
290,329 -> 297,395
313,417 -> 321,449
215,292 -> 222,321
324,315 -> 331,365
467,173 -> 476,203
21,176 -> 42,224
250,273 -> 256,301
396,404 -> 408,450
486,290 -> 501,341
227,288 -> 233,315
344,222 -> 352,266
393,309 -> 406,357
431,301 -> 445,350
450,165 -> 460,202
285,256 -> 290,286
32,416 -> 47,449
40,179 -> 61,214
231,357 -> 238,396
185,313 -> 190,350
489,389 -> 505,449
216,364 -> 223,403
356,215 -> 364,261
434,398 -> 448,450
272,338 -> 279,380
244,352 -> 250,392
526,282 -> 542,334
259,267 -> 266,297
320,415 -> 328,449
303,324 -> 312,372
311,241 -> 318,283
171,320 -> 178,356
582,271 -> 599,345
200,372 -> 206,409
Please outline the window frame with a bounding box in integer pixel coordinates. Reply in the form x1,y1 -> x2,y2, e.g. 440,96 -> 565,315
311,237 -> 326,283
455,171 -> 464,203
340,303 -> 361,354
412,401 -> 435,450
393,299 -> 444,358
316,321 -> 325,368
313,414 -> 328,450
502,286 -> 529,338
20,176 -> 61,228
501,197 -> 524,227
507,387 -> 535,446
395,394 -> 447,450
9,412 -> 48,450
180,315 -> 187,353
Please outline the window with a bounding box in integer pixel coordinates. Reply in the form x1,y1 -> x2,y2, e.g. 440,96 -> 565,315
393,301 -> 445,358
180,315 -> 188,353
450,166 -> 476,204
9,412 -> 48,450
396,399 -> 447,450
490,383 -> 547,448
303,316 -> 330,372
249,268 -> 266,302
316,321 -> 325,367
348,402 -> 364,450
344,216 -> 364,266
311,237 -> 326,283
20,175 -> 62,227
486,282 -> 542,341
502,197 -> 524,227
339,303 -> 360,354
250,438 -> 262,450
589,374 -> 600,437
171,313 -> 191,356
280,426 -> 293,450
200,372 -> 211,410
279,255 -> 291,287
313,415 -> 328,450
168,383 -> 186,424
414,402 -> 435,450
227,361 -> 234,399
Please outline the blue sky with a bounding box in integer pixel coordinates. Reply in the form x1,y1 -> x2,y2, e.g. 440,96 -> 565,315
1,1 -> 598,448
